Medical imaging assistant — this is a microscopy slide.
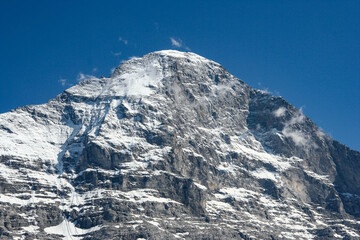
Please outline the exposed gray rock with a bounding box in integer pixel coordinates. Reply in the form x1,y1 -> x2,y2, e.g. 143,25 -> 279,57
0,50 -> 359,239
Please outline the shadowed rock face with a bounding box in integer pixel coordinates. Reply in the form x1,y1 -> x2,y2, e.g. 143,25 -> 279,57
0,50 -> 359,239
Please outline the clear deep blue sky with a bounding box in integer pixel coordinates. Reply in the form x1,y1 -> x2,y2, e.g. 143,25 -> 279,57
0,1 -> 359,150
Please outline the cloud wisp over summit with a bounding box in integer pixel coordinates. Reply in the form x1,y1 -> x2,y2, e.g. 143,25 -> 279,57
170,37 -> 190,51
58,78 -> 68,87
77,72 -> 98,82
170,37 -> 182,47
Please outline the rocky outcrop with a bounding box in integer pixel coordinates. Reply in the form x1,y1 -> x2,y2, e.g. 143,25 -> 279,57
0,50 -> 359,239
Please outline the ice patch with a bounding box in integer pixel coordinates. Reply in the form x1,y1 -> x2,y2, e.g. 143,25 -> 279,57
22,225 -> 39,234
193,182 -> 207,190
44,219 -> 102,239
217,162 -> 240,174
251,168 -> 279,182
216,187 -> 259,202
304,170 -> 333,186
206,200 -> 236,213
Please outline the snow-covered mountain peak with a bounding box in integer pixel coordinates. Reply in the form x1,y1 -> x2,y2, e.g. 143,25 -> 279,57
151,49 -> 216,63
110,50 -> 220,78
65,50 -> 233,99
1,50 -> 359,239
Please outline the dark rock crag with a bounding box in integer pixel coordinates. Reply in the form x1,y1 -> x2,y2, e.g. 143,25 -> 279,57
0,50 -> 359,239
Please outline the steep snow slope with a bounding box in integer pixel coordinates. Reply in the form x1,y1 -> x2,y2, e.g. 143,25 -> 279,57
0,50 -> 359,239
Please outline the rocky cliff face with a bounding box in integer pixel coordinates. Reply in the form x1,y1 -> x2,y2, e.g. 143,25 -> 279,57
0,50 -> 359,239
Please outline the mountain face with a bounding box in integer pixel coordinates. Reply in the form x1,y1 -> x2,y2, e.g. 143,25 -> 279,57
0,50 -> 359,240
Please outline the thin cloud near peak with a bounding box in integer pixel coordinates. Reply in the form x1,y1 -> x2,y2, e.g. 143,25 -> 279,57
58,78 -> 68,87
77,72 -> 97,82
118,37 -> 128,45
170,37 -> 191,51
170,37 -> 182,47
111,51 -> 122,56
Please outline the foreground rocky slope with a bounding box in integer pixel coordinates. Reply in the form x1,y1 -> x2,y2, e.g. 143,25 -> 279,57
0,50 -> 359,239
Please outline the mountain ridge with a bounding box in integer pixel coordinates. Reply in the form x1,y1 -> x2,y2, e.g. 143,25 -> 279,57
0,50 -> 359,239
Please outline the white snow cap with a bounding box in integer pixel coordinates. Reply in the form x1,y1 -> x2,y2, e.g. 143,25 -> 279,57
110,50 -> 216,77
65,50 -> 220,99
149,50 -> 213,61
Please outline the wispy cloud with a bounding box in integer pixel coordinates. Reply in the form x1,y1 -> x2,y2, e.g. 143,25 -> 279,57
257,82 -> 274,95
170,37 -> 191,51
315,127 -> 327,139
273,107 -> 286,117
128,56 -> 139,60
282,128 -> 309,147
92,67 -> 98,72
281,109 -> 317,149
170,37 -> 182,47
111,51 -> 122,56
77,72 -> 97,82
118,36 -> 128,45
110,67 -> 116,74
58,78 -> 68,87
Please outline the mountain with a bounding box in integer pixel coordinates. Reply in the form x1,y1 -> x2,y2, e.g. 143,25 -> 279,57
0,50 -> 359,240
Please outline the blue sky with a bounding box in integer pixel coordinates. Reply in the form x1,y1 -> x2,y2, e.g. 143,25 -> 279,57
0,0 -> 359,150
